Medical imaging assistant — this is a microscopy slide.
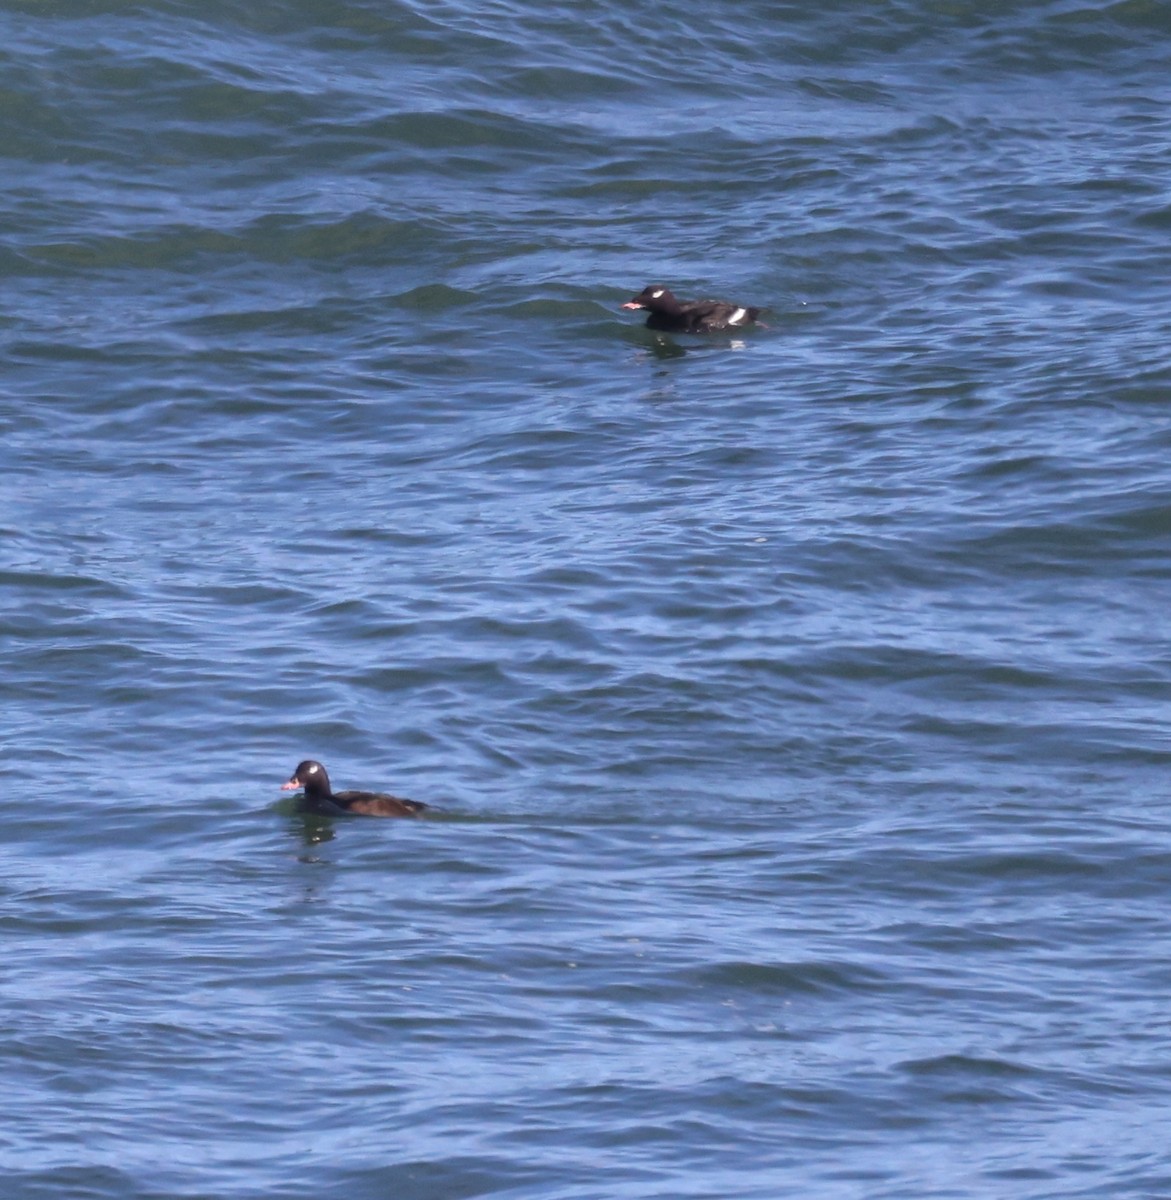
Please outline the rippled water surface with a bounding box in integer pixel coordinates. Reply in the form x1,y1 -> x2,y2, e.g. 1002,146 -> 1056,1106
4,1 -> 1171,1196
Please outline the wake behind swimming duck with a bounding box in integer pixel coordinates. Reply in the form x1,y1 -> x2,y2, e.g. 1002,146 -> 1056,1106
621,285 -> 765,333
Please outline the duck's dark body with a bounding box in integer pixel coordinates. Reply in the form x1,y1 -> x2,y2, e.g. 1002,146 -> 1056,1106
622,285 -> 763,333
281,760 -> 427,817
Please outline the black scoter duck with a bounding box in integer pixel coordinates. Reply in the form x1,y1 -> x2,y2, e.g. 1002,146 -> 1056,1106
621,285 -> 764,333
281,760 -> 427,818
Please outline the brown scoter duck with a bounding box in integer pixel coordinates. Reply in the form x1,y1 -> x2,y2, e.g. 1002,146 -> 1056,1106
280,760 -> 427,817
621,285 -> 764,333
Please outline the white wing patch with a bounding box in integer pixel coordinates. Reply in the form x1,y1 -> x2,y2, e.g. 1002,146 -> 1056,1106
728,307 -> 748,325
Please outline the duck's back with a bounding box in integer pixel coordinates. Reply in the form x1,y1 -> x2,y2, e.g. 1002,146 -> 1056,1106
333,789 -> 428,817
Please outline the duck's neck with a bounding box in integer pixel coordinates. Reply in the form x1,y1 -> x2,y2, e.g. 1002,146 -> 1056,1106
302,773 -> 333,800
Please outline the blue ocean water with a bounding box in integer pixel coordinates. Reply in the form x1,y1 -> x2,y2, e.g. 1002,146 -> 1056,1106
4,1 -> 1171,1196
